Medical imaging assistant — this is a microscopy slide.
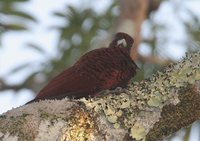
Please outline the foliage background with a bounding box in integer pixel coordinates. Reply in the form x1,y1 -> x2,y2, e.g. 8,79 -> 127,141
0,0 -> 200,140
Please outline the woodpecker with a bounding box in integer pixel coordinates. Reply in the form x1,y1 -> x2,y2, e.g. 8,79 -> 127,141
27,32 -> 138,104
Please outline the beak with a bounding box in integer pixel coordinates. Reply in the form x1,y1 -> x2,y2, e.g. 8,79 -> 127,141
117,39 -> 127,47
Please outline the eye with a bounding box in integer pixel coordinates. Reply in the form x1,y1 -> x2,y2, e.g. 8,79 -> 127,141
117,39 -> 127,47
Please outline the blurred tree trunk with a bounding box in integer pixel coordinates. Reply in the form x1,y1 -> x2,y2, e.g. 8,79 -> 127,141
115,0 -> 163,63
116,0 -> 148,60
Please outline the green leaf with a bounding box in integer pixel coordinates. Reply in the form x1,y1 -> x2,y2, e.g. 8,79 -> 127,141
53,12 -> 66,18
27,43 -> 46,54
9,63 -> 31,74
4,23 -> 27,31
10,11 -> 37,22
0,10 -> 37,22
0,0 -> 29,3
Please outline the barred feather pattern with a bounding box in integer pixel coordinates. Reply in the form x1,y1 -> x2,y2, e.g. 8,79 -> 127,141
27,32 -> 138,103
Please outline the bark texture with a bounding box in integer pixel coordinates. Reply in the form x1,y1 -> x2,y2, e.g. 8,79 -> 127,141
0,52 -> 200,141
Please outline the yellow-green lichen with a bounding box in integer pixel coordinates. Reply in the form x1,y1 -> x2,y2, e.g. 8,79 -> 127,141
104,105 -> 115,115
130,122 -> 146,140
107,115 -> 118,123
116,110 -> 123,117
147,95 -> 163,107
114,123 -> 120,129
62,107 -> 96,141
81,52 -> 200,140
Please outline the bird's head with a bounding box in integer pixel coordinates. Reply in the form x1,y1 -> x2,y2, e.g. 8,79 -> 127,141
109,32 -> 134,48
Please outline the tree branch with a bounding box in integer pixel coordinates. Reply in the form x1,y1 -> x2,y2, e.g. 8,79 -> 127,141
0,52 -> 200,141
138,54 -> 173,65
0,80 -> 28,91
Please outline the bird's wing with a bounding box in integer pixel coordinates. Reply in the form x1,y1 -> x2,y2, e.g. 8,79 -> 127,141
35,66 -> 97,100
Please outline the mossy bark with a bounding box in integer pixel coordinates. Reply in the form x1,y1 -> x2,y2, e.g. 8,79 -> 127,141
0,52 -> 200,141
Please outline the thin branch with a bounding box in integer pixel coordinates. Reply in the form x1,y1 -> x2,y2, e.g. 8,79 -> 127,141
138,54 -> 174,65
0,80 -> 26,91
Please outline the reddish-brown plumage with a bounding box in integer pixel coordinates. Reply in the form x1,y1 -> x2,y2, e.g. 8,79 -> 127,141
27,32 -> 138,103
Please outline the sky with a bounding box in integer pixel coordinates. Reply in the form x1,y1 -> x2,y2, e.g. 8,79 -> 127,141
0,0 -> 200,140
0,0 -> 114,114
1,0 -> 200,114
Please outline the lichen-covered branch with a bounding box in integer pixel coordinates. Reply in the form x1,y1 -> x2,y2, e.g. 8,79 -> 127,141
0,52 -> 200,141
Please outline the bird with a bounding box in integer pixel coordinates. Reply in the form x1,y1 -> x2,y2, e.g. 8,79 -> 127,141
27,32 -> 138,104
